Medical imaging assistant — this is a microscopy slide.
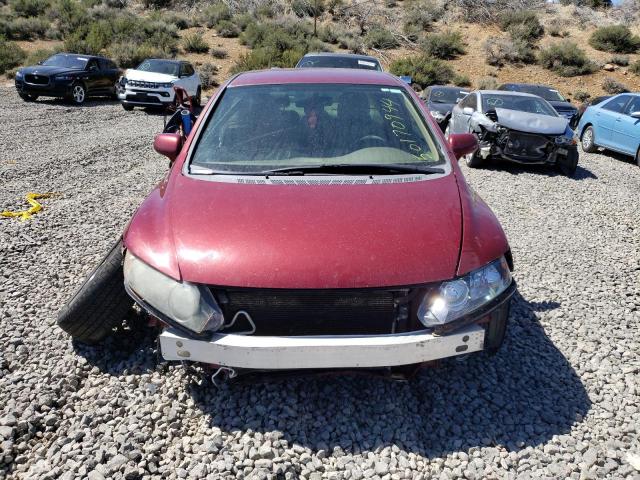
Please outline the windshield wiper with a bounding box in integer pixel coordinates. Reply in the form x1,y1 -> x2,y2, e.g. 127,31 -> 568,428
260,164 -> 445,176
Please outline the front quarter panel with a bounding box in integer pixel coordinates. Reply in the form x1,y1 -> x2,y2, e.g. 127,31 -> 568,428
454,172 -> 510,276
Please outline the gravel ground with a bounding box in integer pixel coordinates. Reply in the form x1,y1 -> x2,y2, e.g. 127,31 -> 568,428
1,85 -> 639,480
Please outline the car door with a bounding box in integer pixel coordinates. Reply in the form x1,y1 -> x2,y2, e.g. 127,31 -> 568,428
595,95 -> 632,148
177,63 -> 198,96
83,59 -> 102,93
613,95 -> 640,156
450,92 -> 476,134
99,59 -> 120,93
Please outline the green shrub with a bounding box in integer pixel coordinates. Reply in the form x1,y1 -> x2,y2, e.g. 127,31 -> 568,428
539,41 -> 597,76
203,3 -> 231,28
0,16 -> 50,40
364,26 -> 398,49
0,36 -> 25,74
11,0 -> 49,17
602,77 -> 628,94
630,59 -> 640,75
498,11 -> 544,42
546,18 -> 568,38
199,62 -> 218,89
589,25 -> 640,53
291,0 -> 324,17
609,54 -> 629,66
573,91 -> 590,102
232,13 -> 254,31
211,47 -> 227,59
107,42 -> 165,68
153,11 -> 192,29
403,0 -> 441,33
48,0 -> 88,36
141,0 -> 171,8
484,36 -> 535,66
389,55 -> 454,88
453,73 -> 471,87
216,19 -> 240,38
182,32 -> 208,53
421,30 -> 465,59
476,76 -> 497,89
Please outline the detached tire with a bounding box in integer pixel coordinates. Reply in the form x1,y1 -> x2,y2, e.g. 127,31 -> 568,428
557,148 -> 579,177
57,239 -> 132,344
465,150 -> 485,168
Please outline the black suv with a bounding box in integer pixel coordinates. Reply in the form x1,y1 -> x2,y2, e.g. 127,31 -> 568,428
498,83 -> 579,128
15,53 -> 120,105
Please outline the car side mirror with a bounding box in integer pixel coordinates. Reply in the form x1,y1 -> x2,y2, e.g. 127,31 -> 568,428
153,133 -> 183,161
630,111 -> 640,119
448,133 -> 478,160
89,65 -> 98,71
462,107 -> 474,116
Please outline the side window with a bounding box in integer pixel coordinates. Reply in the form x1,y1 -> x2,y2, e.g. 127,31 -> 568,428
460,93 -> 476,111
87,59 -> 99,71
623,96 -> 640,116
602,95 -> 631,113
185,64 -> 195,76
107,60 -> 117,70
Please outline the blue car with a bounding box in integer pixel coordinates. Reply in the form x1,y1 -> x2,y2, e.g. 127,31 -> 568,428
577,93 -> 640,166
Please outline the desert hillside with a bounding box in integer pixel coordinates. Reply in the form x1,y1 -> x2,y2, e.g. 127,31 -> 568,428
3,0 -> 640,100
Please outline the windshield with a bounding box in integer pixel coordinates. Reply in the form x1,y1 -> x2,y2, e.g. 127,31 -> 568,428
135,59 -> 179,76
511,85 -> 565,102
429,88 -> 468,104
41,54 -> 88,69
482,94 -> 558,117
191,83 -> 443,174
297,56 -> 382,71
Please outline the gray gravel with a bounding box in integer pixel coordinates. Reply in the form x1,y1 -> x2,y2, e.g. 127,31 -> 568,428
1,84 -> 639,479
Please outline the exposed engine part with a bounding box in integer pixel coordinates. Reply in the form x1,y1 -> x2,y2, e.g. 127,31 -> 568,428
211,366 -> 238,387
220,310 -> 256,335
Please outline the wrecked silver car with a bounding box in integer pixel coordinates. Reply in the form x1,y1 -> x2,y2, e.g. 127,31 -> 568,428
448,90 -> 579,176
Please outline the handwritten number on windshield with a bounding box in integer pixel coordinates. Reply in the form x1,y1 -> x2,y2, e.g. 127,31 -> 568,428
380,98 -> 430,161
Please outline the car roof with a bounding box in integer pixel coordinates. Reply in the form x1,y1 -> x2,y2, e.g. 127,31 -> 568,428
477,90 -> 538,98
229,68 -> 404,87
501,83 -> 551,89
56,52 -> 105,60
300,52 -> 380,62
427,85 -> 470,91
146,58 -> 185,64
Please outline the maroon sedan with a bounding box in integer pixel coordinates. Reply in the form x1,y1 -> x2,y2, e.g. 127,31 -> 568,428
58,69 -> 515,379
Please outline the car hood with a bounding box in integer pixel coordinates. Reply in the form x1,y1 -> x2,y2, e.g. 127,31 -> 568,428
126,173 -> 464,289
547,100 -> 577,110
19,65 -> 83,76
494,108 -> 569,135
124,69 -> 177,82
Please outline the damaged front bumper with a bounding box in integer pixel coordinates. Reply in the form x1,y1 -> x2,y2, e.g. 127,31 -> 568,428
478,128 -> 578,166
154,283 -> 515,370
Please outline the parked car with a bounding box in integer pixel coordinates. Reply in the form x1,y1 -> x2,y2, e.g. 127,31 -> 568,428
57,69 -> 516,381
498,83 -> 579,128
421,85 -> 470,132
14,53 -> 119,104
296,52 -> 383,71
577,93 -> 640,166
576,95 -> 612,124
448,90 -> 579,176
117,59 -> 201,111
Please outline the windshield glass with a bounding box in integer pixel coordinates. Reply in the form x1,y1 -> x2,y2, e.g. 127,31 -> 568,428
42,54 -> 88,69
191,84 -> 443,173
135,59 -> 179,76
482,94 -> 558,116
514,85 -> 565,102
429,88 -> 468,104
297,56 -> 382,71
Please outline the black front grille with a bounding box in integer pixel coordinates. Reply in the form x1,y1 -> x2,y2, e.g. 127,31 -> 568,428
216,289 -> 401,336
128,80 -> 159,89
127,93 -> 162,103
504,131 -> 550,160
25,74 -> 49,85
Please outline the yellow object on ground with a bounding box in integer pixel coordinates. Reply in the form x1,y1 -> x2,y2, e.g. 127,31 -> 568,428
1,192 -> 60,221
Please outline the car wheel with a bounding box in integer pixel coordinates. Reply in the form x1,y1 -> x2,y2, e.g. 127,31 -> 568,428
122,104 -> 134,111
57,238 -> 133,345
193,87 -> 201,107
581,126 -> 597,153
556,148 -> 579,177
464,149 -> 484,168
19,93 -> 38,102
70,83 -> 86,104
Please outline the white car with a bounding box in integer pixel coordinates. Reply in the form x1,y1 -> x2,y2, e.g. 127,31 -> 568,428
117,59 -> 201,110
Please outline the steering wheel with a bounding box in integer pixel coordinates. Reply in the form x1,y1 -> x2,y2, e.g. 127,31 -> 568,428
355,135 -> 386,148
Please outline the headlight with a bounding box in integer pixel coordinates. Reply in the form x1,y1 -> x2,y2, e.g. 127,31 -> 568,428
15,70 -> 23,79
159,82 -> 174,88
55,75 -> 74,81
417,257 -> 512,328
430,110 -> 446,122
123,252 -> 224,334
